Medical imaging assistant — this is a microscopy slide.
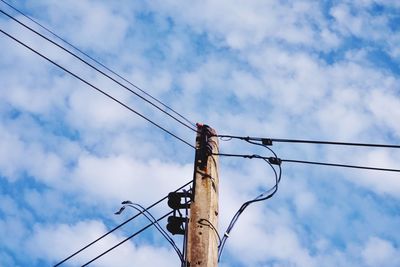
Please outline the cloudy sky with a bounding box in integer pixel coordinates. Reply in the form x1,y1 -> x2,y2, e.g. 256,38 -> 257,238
1,0 -> 400,266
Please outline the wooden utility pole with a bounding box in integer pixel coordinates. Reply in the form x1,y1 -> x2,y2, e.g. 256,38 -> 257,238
187,124 -> 219,267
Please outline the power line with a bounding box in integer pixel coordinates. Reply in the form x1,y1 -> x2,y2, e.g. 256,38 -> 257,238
271,138 -> 400,148
215,153 -> 400,173
281,159 -> 400,172
0,0 -> 197,129
54,180 -> 192,266
81,211 -> 174,267
217,135 -> 400,149
0,7 -> 197,133
0,28 -> 195,149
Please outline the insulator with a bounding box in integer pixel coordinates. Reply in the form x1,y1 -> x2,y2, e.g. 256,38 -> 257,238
166,216 -> 186,235
168,192 -> 191,210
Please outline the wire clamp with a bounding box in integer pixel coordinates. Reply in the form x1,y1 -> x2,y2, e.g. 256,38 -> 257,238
268,157 -> 282,166
262,138 -> 273,146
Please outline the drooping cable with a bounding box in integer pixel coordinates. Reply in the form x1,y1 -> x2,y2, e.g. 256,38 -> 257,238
0,8 -> 197,133
0,28 -> 195,149
217,135 -> 400,149
218,140 -> 282,261
115,202 -> 183,263
81,211 -> 173,267
218,156 -> 282,261
243,138 -> 278,158
54,180 -> 192,267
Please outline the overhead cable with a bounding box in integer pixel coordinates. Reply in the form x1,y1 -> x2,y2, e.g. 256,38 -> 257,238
81,211 -> 173,267
215,153 -> 400,173
0,8 -> 197,132
281,159 -> 400,172
0,0 -> 196,130
217,134 -> 400,149
53,180 -> 192,266
0,28 -> 195,149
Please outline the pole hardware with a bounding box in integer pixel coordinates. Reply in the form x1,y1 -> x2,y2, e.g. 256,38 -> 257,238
166,215 -> 187,235
168,192 -> 192,210
166,190 -> 191,236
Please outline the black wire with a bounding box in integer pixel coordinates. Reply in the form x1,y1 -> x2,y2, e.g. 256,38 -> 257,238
0,8 -> 197,133
218,165 -> 280,259
54,180 -> 192,267
217,135 -> 400,149
0,28 -> 196,149
273,138 -> 400,148
4,1 -> 398,151
0,2 -> 196,130
218,142 -> 281,261
81,211 -> 173,267
215,153 -> 400,173
281,159 -> 400,172
218,156 -> 282,261
198,218 -> 221,245
244,138 -> 278,158
122,204 -> 183,262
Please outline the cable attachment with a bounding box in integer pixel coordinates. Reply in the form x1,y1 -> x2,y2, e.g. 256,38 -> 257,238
262,138 -> 273,146
268,157 -> 282,165
196,123 -> 217,170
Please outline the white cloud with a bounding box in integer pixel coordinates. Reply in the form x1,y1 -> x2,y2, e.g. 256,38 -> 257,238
226,209 -> 316,267
367,90 -> 400,136
149,0 -> 339,51
330,1 -> 400,59
352,150 -> 400,195
32,0 -> 129,52
70,154 -> 192,204
362,237 -> 400,267
0,125 -> 64,182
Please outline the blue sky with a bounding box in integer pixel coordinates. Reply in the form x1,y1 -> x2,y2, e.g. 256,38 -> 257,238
0,0 -> 400,266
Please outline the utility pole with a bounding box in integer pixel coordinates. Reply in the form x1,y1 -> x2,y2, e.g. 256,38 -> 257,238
186,123 -> 219,267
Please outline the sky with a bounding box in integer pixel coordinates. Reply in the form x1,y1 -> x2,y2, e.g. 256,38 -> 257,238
0,0 -> 399,266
